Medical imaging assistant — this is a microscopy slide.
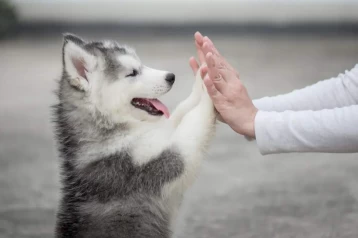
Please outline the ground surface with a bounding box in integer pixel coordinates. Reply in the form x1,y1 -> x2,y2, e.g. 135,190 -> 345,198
0,31 -> 358,238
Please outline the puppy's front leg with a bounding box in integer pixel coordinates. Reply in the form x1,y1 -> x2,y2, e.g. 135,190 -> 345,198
171,74 -> 216,187
169,67 -> 204,128
164,71 -> 216,228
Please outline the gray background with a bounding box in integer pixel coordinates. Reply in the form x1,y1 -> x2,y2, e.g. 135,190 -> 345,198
1,0 -> 358,237
1,32 -> 358,238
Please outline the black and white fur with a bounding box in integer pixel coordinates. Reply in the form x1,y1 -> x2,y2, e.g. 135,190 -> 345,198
53,33 -> 216,238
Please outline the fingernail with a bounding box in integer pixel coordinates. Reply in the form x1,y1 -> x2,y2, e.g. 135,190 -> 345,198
195,32 -> 203,44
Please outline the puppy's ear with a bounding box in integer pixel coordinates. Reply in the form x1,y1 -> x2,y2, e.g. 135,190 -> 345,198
62,33 -> 96,91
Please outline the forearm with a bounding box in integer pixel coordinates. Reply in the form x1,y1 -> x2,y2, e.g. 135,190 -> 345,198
255,105 -> 358,155
253,64 -> 358,112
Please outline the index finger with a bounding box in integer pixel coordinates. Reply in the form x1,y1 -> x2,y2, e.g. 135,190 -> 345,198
202,38 -> 235,73
194,32 -> 204,47
203,36 -> 221,57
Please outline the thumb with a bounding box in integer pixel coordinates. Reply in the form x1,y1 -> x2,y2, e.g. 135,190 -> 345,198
189,57 -> 199,76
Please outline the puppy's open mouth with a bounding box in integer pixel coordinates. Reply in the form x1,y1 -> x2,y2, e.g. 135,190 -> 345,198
131,98 -> 170,118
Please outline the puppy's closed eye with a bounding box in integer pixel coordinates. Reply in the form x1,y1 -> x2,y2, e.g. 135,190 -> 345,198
126,69 -> 139,77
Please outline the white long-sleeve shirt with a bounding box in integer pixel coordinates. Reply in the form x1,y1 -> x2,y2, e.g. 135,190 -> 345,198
252,64 -> 358,155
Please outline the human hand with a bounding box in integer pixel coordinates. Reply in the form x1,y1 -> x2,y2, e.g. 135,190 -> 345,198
189,32 -> 258,138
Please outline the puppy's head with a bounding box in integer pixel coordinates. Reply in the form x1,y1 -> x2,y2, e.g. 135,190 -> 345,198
61,33 -> 174,125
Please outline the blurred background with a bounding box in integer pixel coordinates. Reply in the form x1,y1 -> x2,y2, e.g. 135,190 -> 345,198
1,0 -> 358,237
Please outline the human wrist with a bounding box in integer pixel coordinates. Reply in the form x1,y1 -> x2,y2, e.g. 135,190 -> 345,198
246,113 -> 257,138
240,108 -> 258,138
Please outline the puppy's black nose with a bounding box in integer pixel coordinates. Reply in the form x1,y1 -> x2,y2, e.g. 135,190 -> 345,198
165,73 -> 175,85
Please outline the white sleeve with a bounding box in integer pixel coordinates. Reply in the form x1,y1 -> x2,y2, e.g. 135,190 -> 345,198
255,105 -> 358,155
253,64 -> 358,112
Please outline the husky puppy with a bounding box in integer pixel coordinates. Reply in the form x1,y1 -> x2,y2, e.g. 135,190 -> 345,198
53,33 -> 216,238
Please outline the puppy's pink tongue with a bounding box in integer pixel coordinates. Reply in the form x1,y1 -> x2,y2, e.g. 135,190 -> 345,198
147,99 -> 170,118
